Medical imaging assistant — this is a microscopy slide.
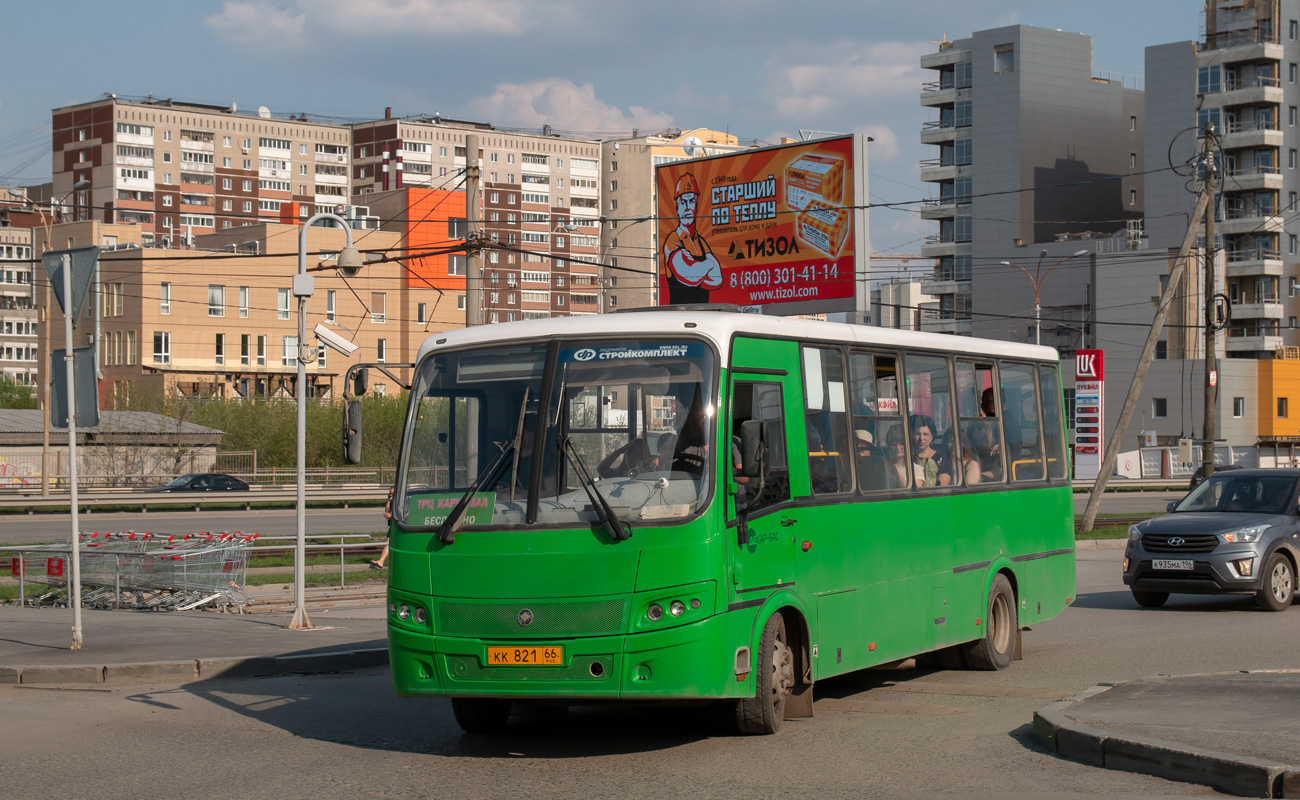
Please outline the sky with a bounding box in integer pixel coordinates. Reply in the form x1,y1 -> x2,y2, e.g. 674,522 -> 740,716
0,1 -> 1199,259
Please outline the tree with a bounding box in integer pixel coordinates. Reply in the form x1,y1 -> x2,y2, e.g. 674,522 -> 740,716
0,375 -> 37,409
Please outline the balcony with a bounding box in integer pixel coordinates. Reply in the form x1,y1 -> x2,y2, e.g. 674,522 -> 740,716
1222,165 -> 1283,192
920,197 -> 959,220
1224,247 -> 1284,277
1218,205 -> 1284,236
918,158 -> 957,183
920,48 -> 966,69
919,82 -> 958,107
1231,301 -> 1284,320
920,120 -> 958,145
1210,75 -> 1283,109
1220,118 -> 1283,150
1225,327 -> 1283,353
921,235 -> 957,258
1196,39 -> 1283,66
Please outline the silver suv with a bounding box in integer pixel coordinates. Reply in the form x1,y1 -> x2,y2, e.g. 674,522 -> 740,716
1123,469 -> 1300,611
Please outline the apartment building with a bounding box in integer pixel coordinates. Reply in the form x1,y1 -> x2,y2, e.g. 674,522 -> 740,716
51,96 -> 353,243
871,277 -> 938,330
599,129 -> 742,311
34,219 -> 456,405
351,117 -> 603,321
918,26 -> 1144,340
0,221 -> 36,388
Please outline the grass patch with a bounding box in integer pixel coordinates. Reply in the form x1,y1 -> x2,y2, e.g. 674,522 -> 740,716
1076,525 -> 1128,540
0,584 -> 46,601
249,554 -> 378,569
245,570 -> 385,587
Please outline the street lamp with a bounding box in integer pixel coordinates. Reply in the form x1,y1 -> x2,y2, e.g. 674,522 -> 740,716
597,214 -> 653,312
8,180 -> 91,498
999,249 -> 1089,346
289,213 -> 362,631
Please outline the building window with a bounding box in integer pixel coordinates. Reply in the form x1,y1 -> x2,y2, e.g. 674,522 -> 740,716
1130,115 -> 1137,131
326,290 -> 336,322
1291,277 -> 1299,297
153,331 -> 170,364
1198,65 -> 1222,94
457,295 -> 466,311
127,331 -> 136,365
954,100 -> 972,128
282,336 -> 298,367
1130,153 -> 1137,169
371,292 -> 386,323
239,286 -> 249,318
1280,397 -> 1290,418
1234,397 -> 1245,418
377,339 -> 386,362
241,334 -> 250,366
417,302 -> 426,324
993,43 -> 1014,73
214,333 -> 225,366
1129,189 -> 1137,206
1155,339 -> 1167,359
1152,397 -> 1168,418
208,284 -> 225,316
1292,106 -> 1298,127
160,282 -> 171,314
257,335 -> 266,367
278,288 -> 290,320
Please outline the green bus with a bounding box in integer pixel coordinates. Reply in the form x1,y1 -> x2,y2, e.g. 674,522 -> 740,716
380,310 -> 1075,734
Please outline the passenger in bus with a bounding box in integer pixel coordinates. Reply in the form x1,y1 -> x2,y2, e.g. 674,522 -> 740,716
958,431 -> 981,486
980,387 -> 997,418
884,424 -> 910,488
910,414 -> 953,487
968,420 -> 1003,482
732,435 -> 752,506
855,429 -> 889,491
652,432 -> 678,471
673,402 -> 708,475
597,437 -> 649,478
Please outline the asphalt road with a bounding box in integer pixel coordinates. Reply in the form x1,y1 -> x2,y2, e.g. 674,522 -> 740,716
6,549 -> 1296,798
0,491 -> 1187,546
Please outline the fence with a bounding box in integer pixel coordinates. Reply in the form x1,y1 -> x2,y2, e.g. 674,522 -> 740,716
5,466 -> 400,492
1133,445 -> 1257,480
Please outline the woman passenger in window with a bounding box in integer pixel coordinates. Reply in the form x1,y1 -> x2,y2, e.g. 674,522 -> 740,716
958,430 -> 981,486
884,424 -> 910,488
910,414 -> 952,487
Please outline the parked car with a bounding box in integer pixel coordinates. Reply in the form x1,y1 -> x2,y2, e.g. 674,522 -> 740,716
1188,462 -> 1243,489
147,473 -> 249,492
1123,468 -> 1300,611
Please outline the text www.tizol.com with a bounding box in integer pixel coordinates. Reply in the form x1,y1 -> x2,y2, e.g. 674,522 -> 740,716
747,285 -> 821,302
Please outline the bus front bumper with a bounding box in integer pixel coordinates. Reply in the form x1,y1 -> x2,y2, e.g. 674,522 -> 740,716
388,612 -> 750,701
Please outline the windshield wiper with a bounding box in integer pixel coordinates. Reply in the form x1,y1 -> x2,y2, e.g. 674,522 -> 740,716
557,434 -> 633,542
435,391 -> 529,545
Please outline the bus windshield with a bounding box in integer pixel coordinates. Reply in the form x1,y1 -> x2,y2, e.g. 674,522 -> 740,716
396,337 -> 717,531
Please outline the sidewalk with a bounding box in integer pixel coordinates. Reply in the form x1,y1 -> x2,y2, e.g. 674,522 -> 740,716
1034,671 -> 1300,798
0,602 -> 388,686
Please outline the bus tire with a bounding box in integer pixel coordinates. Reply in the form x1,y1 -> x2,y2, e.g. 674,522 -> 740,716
451,697 -> 512,734
735,612 -> 793,734
961,574 -> 1016,671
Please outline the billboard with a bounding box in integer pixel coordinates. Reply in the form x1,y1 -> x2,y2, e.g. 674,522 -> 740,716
655,135 -> 866,314
1073,349 -> 1104,480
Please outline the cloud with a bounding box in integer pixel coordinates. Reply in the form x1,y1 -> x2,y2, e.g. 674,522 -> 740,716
306,0 -> 529,35
855,124 -> 900,162
205,2 -> 306,48
761,40 -> 930,120
464,78 -> 674,135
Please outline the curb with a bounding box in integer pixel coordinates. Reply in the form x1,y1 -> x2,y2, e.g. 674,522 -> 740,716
1033,672 -> 1299,798
1073,539 -> 1126,550
1,647 -> 389,687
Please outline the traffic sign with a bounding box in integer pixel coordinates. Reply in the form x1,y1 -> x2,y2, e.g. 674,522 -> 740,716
41,247 -> 100,326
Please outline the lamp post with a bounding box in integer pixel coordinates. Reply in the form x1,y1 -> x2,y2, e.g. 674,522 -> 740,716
8,179 -> 91,498
594,214 -> 652,312
999,249 -> 1089,345
289,214 -> 362,631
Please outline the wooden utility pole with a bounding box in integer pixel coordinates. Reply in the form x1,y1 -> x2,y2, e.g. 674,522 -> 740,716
1080,132 -> 1214,532
1201,123 -> 1218,482
464,133 -> 481,327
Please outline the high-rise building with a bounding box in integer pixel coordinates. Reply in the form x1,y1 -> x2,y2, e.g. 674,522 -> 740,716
918,25 -> 1144,340
52,96 -> 353,242
0,214 -> 36,389
599,129 -> 743,311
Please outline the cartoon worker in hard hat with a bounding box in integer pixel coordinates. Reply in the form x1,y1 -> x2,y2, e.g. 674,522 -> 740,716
662,173 -> 722,304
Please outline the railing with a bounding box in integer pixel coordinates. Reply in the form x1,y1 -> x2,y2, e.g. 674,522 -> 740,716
1223,203 -> 1278,219
1225,164 -> 1282,178
922,120 -> 955,131
0,467 -> 400,493
1228,325 -> 1280,338
1225,118 -> 1281,134
1224,247 -> 1281,262
1224,74 -> 1282,90
1201,25 -> 1280,51
920,80 -> 956,93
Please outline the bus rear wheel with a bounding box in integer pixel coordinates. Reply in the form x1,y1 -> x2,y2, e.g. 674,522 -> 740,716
735,612 -> 793,734
451,697 -> 512,734
961,574 -> 1016,671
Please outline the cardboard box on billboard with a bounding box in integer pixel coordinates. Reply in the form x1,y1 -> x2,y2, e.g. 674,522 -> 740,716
785,152 -> 845,211
795,200 -> 849,258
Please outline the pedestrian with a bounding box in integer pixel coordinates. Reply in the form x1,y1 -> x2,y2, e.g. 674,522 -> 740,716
370,487 -> 393,570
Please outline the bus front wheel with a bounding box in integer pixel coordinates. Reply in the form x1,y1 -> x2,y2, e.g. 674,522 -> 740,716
961,574 -> 1016,671
451,697 -> 512,734
735,612 -> 794,734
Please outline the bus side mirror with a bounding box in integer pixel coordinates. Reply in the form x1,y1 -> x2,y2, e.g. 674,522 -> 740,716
353,368 -> 368,396
343,399 -> 363,464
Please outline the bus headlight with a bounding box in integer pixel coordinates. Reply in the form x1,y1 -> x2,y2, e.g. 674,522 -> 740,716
398,604 -> 411,620
669,600 -> 686,617
413,607 -> 427,624
646,603 -> 664,622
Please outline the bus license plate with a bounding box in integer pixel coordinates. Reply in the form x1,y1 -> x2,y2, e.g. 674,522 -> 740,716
486,646 -> 564,666
1153,559 -> 1193,570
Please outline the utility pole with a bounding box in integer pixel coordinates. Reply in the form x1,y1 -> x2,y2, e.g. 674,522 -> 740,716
1201,122 -> 1218,483
464,133 -> 481,327
1080,133 -> 1214,532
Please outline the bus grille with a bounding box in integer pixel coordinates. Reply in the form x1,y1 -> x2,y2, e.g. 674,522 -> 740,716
445,654 -> 613,682
437,599 -> 627,638
1140,533 -> 1219,554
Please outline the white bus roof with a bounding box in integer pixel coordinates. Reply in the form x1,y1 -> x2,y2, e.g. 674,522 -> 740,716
414,311 -> 1060,365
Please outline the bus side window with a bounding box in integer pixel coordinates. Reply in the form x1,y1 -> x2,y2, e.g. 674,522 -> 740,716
956,361 -> 1005,484
733,381 -> 791,511
904,353 -> 959,488
802,346 -> 852,495
849,350 -> 905,491
1038,364 -> 1069,480
1000,362 -> 1045,482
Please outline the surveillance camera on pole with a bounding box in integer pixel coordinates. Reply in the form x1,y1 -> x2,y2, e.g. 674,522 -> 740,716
314,322 -> 358,356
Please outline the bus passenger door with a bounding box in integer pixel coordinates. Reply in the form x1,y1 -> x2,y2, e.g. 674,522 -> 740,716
728,373 -> 799,601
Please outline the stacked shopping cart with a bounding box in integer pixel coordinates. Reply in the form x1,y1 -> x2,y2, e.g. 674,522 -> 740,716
8,531 -> 257,611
